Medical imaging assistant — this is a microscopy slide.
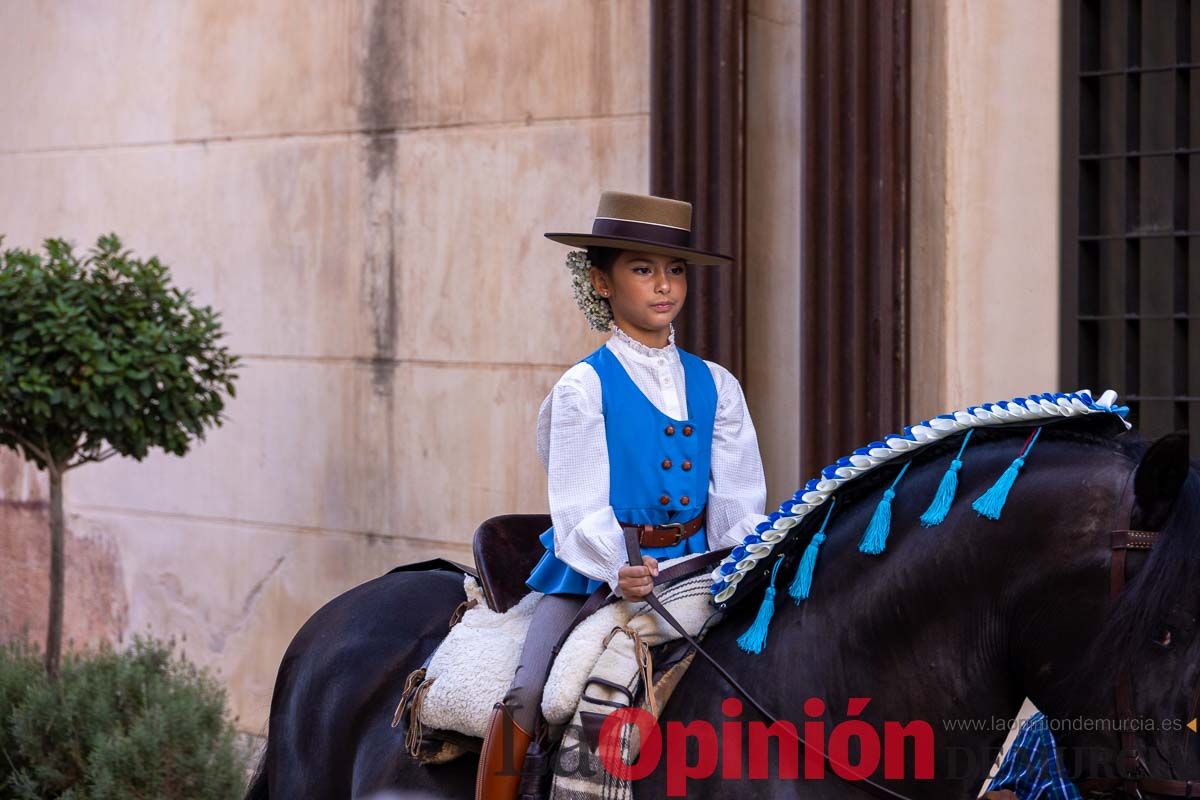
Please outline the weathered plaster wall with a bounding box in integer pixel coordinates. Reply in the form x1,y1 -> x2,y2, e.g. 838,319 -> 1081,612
746,0 -> 1062,506
0,0 -> 649,733
908,4 -> 1062,787
910,0 -> 1062,420
745,0 -> 803,507
0,0 -> 1062,741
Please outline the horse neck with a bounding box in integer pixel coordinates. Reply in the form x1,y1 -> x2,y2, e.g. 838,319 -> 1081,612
749,435 -> 1133,784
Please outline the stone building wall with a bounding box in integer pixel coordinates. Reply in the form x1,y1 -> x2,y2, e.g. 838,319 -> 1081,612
909,0 -> 1062,420
0,0 -> 649,733
745,0 -> 803,508
743,0 -> 1063,508
0,0 -> 1063,740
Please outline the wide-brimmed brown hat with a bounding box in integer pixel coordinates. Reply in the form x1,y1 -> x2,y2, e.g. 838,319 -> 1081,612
544,190 -> 732,266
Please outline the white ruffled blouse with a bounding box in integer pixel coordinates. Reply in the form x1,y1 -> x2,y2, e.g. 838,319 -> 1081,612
536,323 -> 770,594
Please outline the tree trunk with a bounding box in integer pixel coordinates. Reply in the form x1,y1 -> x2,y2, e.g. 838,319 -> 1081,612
45,466 -> 64,679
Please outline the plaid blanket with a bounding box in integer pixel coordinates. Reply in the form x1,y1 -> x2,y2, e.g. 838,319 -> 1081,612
549,572 -> 720,800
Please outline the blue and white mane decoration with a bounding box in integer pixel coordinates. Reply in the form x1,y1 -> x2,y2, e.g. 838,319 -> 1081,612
708,389 -> 1132,654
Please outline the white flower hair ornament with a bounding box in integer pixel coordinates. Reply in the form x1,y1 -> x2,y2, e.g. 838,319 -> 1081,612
565,249 -> 613,332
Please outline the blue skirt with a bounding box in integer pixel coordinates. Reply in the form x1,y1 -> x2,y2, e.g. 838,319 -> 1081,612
526,526 -> 709,596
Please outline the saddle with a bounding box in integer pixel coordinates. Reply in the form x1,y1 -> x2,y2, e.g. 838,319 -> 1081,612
398,513 -> 719,795
471,513 -> 551,613
468,515 -> 724,726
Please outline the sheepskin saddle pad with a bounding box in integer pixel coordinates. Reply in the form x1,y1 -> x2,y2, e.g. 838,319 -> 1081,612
409,553 -> 717,741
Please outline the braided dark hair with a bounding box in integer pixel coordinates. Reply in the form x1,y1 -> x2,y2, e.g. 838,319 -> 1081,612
586,246 -> 621,272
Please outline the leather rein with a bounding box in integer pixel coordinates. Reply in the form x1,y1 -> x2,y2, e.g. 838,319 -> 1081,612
547,534 -> 919,798
615,528 -> 919,800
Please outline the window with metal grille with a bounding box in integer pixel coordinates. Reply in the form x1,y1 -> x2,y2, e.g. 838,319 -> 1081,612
1062,0 -> 1197,450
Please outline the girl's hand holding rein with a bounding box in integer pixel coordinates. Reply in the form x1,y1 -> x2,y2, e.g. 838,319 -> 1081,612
617,555 -> 659,599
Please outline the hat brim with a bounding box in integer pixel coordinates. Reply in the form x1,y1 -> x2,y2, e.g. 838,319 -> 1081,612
544,232 -> 733,266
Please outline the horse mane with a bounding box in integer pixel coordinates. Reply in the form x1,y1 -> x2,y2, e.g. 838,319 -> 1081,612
798,416 -> 1200,701
713,394 -> 1144,611
780,410 -> 1141,537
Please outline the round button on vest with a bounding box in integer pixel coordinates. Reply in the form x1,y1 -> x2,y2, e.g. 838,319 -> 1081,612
664,424 -> 675,436
681,460 -> 692,471
683,425 -> 694,436
659,494 -> 670,505
661,458 -> 672,470
680,495 -> 690,506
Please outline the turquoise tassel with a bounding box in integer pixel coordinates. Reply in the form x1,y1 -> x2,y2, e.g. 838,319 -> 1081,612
737,555 -> 785,654
920,429 -> 974,527
859,460 -> 912,555
972,427 -> 1042,521
789,497 -> 838,602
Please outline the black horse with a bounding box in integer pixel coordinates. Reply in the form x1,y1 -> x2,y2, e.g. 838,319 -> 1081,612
245,413 -> 1200,798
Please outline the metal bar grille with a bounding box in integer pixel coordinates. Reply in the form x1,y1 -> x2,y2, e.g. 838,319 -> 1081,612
1062,0 -> 1198,448
798,0 -> 910,478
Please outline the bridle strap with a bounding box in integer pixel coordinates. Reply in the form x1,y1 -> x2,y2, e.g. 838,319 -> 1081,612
1112,527 -> 1159,795
1110,530 -> 1158,600
1078,466 -> 1198,797
1080,776 -> 1200,797
1079,519 -> 1200,797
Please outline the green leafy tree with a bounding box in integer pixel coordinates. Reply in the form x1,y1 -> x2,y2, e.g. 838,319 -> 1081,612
0,234 -> 239,678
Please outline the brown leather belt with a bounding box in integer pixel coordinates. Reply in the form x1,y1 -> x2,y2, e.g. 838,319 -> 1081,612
617,512 -> 705,548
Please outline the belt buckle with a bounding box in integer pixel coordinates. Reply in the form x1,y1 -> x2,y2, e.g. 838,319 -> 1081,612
657,522 -> 686,546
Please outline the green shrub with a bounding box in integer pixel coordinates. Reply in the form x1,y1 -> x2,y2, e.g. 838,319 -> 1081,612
0,635 -> 250,799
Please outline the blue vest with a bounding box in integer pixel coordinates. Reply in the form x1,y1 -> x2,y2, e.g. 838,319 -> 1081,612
526,343 -> 718,596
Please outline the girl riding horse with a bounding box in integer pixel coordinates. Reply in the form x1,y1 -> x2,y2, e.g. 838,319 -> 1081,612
474,191 -> 770,799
